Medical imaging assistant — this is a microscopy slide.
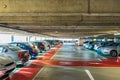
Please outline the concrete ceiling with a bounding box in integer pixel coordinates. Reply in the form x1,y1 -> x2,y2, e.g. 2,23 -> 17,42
0,0 -> 120,38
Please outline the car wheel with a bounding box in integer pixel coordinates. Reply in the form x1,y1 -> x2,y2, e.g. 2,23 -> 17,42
110,50 -> 118,57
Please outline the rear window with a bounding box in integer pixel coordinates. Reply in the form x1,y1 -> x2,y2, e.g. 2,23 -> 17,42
7,45 -> 21,51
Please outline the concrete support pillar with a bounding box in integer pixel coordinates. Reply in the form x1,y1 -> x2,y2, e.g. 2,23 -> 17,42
103,37 -> 108,42
35,37 -> 36,41
11,35 -> 14,42
79,38 -> 85,46
26,36 -> 29,42
114,37 -> 119,43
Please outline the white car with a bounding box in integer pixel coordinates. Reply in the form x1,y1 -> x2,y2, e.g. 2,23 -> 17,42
0,44 -> 30,65
0,56 -> 16,79
42,41 -> 51,51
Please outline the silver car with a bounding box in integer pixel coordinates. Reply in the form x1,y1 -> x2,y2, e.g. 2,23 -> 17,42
0,44 -> 30,65
101,43 -> 119,57
0,56 -> 16,79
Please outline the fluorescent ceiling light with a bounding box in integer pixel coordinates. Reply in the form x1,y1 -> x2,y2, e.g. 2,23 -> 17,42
114,33 -> 120,35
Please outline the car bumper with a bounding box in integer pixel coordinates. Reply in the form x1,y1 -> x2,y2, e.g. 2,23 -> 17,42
0,63 -> 16,78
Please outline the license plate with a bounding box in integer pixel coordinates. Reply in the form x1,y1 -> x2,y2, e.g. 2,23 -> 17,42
24,53 -> 28,56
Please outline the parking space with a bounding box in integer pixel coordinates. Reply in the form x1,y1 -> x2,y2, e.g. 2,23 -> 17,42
51,45 -> 103,61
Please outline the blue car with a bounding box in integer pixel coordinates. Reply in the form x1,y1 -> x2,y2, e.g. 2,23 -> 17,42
9,42 -> 38,58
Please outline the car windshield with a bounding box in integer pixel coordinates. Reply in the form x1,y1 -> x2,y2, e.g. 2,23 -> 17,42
7,45 -> 21,51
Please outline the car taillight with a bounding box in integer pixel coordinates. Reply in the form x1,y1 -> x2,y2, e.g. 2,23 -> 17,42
32,49 -> 35,52
18,53 -> 24,57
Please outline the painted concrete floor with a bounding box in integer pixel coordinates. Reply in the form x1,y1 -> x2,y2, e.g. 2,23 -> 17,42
4,44 -> 120,80
33,44 -> 120,80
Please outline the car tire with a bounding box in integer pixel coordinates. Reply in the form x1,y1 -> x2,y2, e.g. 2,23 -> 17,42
110,50 -> 118,57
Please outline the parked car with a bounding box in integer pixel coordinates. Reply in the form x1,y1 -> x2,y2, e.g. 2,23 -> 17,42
83,41 -> 95,49
83,41 -> 89,48
0,56 -> 16,79
25,42 -> 39,53
94,41 -> 114,51
44,40 -> 55,47
42,41 -> 51,50
0,44 -> 30,65
94,42 -> 105,50
87,41 -> 96,50
45,40 -> 63,47
31,41 -> 50,53
9,42 -> 38,58
31,41 -> 44,53
97,43 -> 119,57
53,40 -> 63,46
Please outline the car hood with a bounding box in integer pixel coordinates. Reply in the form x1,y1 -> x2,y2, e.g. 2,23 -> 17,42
0,56 -> 14,65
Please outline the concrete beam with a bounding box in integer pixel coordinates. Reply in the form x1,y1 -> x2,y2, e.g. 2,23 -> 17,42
0,15 -> 120,26
0,0 -> 88,13
91,0 -> 120,13
0,0 -> 120,13
7,25 -> 120,30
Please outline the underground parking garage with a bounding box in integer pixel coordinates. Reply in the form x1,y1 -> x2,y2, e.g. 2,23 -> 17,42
0,0 -> 120,80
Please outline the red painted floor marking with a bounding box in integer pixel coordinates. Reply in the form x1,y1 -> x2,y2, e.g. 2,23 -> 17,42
6,44 -> 63,80
35,58 -> 120,67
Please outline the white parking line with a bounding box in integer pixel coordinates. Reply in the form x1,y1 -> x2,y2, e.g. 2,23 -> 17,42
85,69 -> 95,80
51,48 -> 61,59
33,47 -> 62,80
